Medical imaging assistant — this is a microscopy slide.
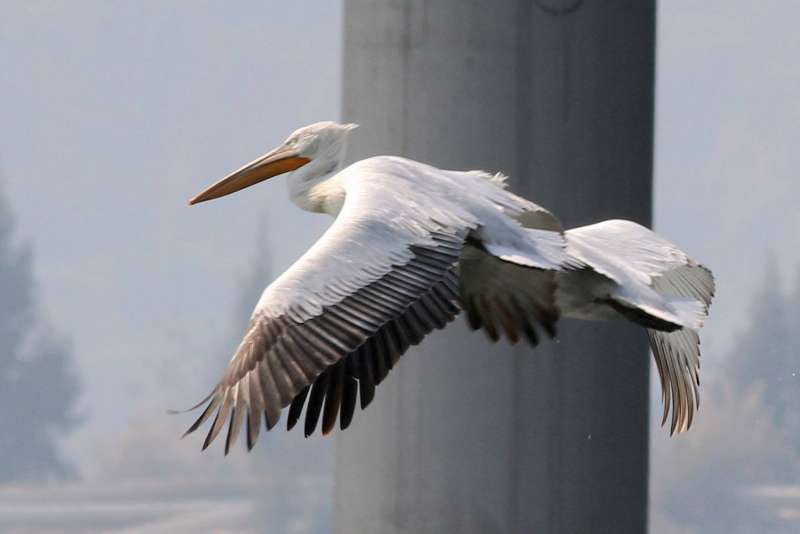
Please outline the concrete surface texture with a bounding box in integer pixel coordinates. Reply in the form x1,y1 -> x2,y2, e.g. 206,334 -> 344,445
336,1 -> 654,532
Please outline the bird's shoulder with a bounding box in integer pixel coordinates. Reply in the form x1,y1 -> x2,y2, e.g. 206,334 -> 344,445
336,156 -> 446,190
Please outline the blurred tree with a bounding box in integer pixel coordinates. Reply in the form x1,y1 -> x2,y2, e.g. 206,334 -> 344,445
725,257 -> 800,445
652,257 -> 800,533
0,180 -> 81,481
651,382 -> 799,534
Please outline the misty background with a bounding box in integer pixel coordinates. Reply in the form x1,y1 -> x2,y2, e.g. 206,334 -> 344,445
0,1 -> 798,532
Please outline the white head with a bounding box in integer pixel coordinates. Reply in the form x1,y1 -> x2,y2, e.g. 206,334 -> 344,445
189,121 -> 358,206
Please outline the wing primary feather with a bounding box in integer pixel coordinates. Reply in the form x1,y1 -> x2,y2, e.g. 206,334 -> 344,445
302,320 -> 351,355
398,312 -> 426,345
511,297 -> 540,347
322,361 -> 345,435
305,371 -> 329,437
478,296 -> 500,342
341,375 -> 358,430
411,247 -> 459,266
379,275 -> 427,298
527,296 -> 558,339
264,347 -> 294,407
369,283 -> 414,310
416,294 -> 448,329
203,390 -> 232,451
432,283 -> 461,313
344,345 -> 360,378
285,325 -> 340,367
424,286 -> 459,322
405,259 -> 450,278
521,320 -> 540,347
225,385 -> 246,455
278,331 -> 319,382
385,321 -> 408,364
183,392 -> 221,437
287,385 -> 310,431
347,293 -> 394,322
492,298 -> 521,344
391,263 -> 437,286
272,341 -> 308,397
246,372 -> 263,450
257,360 -> 282,429
357,343 -> 376,409
651,333 -> 671,426
319,308 -> 371,343
464,296 -> 483,330
384,270 -> 432,292
440,272 -> 461,298
407,301 -> 434,331
372,333 -> 389,384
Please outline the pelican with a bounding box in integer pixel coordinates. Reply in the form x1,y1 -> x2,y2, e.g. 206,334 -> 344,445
184,121 -> 715,453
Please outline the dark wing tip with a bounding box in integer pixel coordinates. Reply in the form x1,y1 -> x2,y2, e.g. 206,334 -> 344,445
224,411 -> 235,456
170,388 -> 218,417
183,392 -> 221,439
340,375 -> 358,431
304,375 -> 328,438
201,391 -> 232,451
287,386 -> 310,431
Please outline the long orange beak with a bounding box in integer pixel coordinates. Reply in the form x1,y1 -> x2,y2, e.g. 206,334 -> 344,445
189,146 -> 311,205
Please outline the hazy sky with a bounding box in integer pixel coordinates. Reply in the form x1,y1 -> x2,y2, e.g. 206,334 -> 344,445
654,1 -> 800,365
1,0 -> 799,531
653,3 -> 800,530
1,1 -> 340,464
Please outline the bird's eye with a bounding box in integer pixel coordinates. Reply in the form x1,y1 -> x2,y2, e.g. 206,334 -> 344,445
287,137 -> 299,147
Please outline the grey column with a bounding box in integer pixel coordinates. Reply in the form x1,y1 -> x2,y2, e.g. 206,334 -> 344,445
335,2 -> 654,533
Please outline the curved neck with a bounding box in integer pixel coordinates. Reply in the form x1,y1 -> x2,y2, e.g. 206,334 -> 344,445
286,132 -> 352,215
287,156 -> 346,215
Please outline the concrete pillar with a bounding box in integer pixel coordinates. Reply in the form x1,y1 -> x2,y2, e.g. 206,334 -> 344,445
336,2 -> 654,533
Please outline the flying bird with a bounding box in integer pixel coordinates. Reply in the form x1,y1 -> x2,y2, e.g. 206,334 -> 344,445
183,121 -> 714,453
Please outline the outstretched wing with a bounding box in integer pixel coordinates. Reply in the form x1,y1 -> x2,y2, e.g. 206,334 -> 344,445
459,243 -> 560,345
284,264 -> 462,438
184,192 -> 470,452
183,156 -> 582,453
563,219 -> 715,434
648,263 -> 715,434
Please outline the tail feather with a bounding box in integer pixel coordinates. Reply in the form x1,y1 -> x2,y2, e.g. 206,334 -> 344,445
561,219 -> 715,434
648,263 -> 715,434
